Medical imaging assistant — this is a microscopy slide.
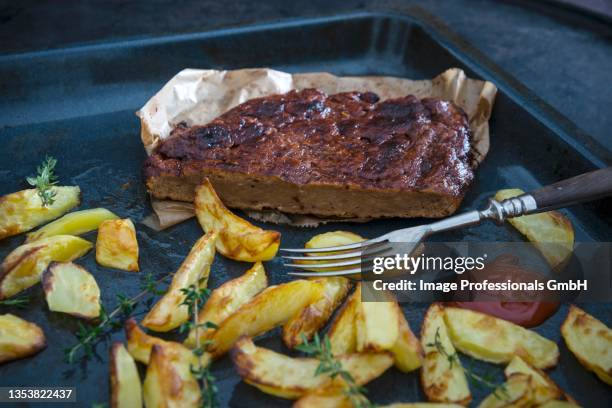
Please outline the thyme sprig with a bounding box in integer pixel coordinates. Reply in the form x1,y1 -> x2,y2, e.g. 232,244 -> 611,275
0,295 -> 30,309
296,333 -> 374,408
64,274 -> 170,364
181,282 -> 219,408
427,327 -> 509,400
27,156 -> 58,207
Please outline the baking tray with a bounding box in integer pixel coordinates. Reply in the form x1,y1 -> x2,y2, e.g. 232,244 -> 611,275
1,5 -> 610,407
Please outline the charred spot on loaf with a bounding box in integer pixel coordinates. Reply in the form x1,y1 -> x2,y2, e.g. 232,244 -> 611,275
145,88 -> 474,197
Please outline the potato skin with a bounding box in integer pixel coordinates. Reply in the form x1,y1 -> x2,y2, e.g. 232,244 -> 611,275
110,342 -> 142,408
0,314 -> 47,364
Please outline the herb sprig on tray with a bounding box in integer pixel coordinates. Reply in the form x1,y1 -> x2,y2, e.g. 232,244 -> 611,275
27,156 -> 59,207
180,282 -> 219,408
427,327 -> 509,400
0,295 -> 30,309
64,274 -> 170,364
297,333 -> 374,408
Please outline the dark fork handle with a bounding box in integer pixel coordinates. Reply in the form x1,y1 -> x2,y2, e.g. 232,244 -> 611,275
529,167 -> 612,212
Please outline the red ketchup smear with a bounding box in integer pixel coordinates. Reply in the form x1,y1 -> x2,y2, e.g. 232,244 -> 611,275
450,254 -> 559,328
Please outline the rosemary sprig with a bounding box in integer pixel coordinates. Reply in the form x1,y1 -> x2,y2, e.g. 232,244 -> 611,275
427,327 -> 509,400
181,282 -> 219,408
296,333 -> 374,408
64,274 -> 169,364
27,156 -> 58,207
0,295 -> 30,309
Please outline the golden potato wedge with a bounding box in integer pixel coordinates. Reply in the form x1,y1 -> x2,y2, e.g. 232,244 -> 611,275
42,262 -> 101,319
208,279 -> 325,357
124,318 -> 204,367
0,235 -> 92,299
443,306 -> 559,369
143,343 -> 201,408
293,387 -> 351,408
0,313 -> 46,364
26,207 -> 118,243
110,342 -> 143,408
299,231 -> 365,272
561,305 -> 612,385
421,304 -> 471,405
231,337 -> 393,399
538,401 -> 581,408
390,302 -> 423,373
495,189 -> 574,268
0,186 -> 80,240
96,218 -> 139,272
184,261 -> 268,349
195,178 -> 280,262
478,371 -> 561,408
283,277 -> 351,348
504,356 -> 568,402
383,404 -> 466,408
142,232 -> 217,332
356,295 -> 400,352
328,284 -> 361,355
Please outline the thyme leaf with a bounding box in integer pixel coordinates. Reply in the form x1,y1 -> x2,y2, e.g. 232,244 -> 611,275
27,156 -> 58,207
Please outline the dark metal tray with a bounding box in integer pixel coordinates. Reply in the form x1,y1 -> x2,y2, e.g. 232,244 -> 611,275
1,5 -> 610,407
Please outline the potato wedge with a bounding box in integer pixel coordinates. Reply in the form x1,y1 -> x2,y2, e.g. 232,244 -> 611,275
0,314 -> 46,364
184,261 -> 267,349
293,387 -> 351,408
421,304 -> 471,405
478,371 -> 562,408
538,401 -> 581,408
299,231 -> 365,272
0,186 -> 80,240
561,305 -> 612,385
356,295 -> 400,352
231,337 -> 393,399
26,207 -> 118,243
142,232 -> 217,332
143,343 -> 201,408
504,356 -> 570,402
96,218 -> 139,272
390,302 -> 423,373
124,318 -> 204,368
0,235 -> 92,299
195,178 -> 280,262
444,306 -> 559,369
283,277 -> 351,348
383,404 -> 466,408
495,188 -> 574,268
328,284 -> 361,355
208,279 -> 325,357
110,342 -> 143,408
42,262 -> 101,319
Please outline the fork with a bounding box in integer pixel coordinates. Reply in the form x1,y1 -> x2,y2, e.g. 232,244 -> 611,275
281,167 -> 612,277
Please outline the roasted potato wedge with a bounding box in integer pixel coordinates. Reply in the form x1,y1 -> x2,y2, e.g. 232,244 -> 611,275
125,318 -> 204,367
504,356 -> 571,402
0,186 -> 80,240
356,295 -> 400,352
421,304 -> 471,405
283,277 -> 351,348
208,279 -> 324,357
231,337 -> 393,399
478,372 -> 561,408
142,232 -> 217,332
143,343 -> 201,408
293,386 -> 351,408
184,261 -> 268,348
194,178 -> 280,262
0,235 -> 92,299
444,306 -> 559,369
561,305 -> 612,385
495,189 -> 574,268
110,342 -> 143,408
390,302 -> 423,373
42,261 -> 101,319
299,231 -> 365,272
96,218 -> 139,272
538,401 -> 581,408
328,284 -> 361,355
0,314 -> 46,364
383,404 -> 466,408
26,207 -> 118,243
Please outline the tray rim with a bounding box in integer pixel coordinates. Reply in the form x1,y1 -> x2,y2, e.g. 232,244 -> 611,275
0,4 -> 610,169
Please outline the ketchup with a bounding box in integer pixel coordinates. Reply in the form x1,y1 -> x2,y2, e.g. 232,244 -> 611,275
450,254 -> 559,328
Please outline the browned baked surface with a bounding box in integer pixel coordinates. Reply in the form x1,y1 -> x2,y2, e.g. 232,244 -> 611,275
143,88 -> 475,218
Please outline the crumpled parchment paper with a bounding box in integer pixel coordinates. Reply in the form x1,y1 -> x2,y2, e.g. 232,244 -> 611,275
137,68 -> 497,230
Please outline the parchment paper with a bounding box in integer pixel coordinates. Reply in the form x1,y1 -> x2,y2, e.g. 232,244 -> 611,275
137,68 -> 497,230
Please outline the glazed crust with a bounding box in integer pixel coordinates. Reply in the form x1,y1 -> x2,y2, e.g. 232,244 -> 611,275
143,88 -> 475,218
